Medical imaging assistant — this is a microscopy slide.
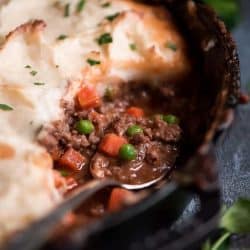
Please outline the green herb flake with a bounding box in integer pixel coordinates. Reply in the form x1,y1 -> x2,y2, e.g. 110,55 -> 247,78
165,42 -> 177,51
57,34 -> 68,40
104,87 -> 114,101
33,82 -> 45,86
76,0 -> 86,13
101,2 -> 111,8
220,198 -> 250,233
64,3 -> 70,17
30,70 -> 37,76
0,104 -> 13,111
25,65 -> 31,69
86,58 -> 101,66
97,33 -> 113,45
129,43 -> 137,51
105,12 -> 120,21
60,170 -> 69,177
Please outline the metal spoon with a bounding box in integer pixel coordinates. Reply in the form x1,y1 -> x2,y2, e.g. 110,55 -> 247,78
4,174 -> 166,250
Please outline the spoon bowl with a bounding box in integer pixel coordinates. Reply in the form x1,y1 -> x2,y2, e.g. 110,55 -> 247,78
4,174 -> 167,250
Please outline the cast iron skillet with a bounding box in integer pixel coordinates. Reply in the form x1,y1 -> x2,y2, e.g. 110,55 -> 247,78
44,1 -> 240,249
6,0 -> 241,250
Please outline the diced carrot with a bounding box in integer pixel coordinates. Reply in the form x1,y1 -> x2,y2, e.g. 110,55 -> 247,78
99,133 -> 127,157
59,148 -> 86,171
108,188 -> 133,212
126,107 -> 144,118
77,86 -> 101,109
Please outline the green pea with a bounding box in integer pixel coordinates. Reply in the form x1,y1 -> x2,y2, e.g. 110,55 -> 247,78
126,125 -> 143,136
162,114 -> 179,124
76,119 -> 94,134
104,87 -> 114,101
119,144 -> 137,161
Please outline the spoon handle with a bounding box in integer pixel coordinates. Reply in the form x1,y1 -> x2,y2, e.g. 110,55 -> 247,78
4,179 -> 119,250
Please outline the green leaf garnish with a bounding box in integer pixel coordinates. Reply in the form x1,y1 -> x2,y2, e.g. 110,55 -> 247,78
76,0 -> 86,13
30,70 -> 37,76
105,12 -> 120,21
202,240 -> 212,250
33,82 -> 45,86
0,104 -> 13,111
101,2 -> 111,8
165,42 -> 177,51
97,33 -> 113,45
202,232 -> 230,250
64,3 -> 70,17
202,198 -> 250,250
57,34 -> 68,40
25,65 -> 31,69
86,58 -> 101,66
203,0 -> 240,30
129,43 -> 137,51
220,198 -> 250,233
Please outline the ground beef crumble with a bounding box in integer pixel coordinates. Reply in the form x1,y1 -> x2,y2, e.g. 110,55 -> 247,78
38,83 -> 182,186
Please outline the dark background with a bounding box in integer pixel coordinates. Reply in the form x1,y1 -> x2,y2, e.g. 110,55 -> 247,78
213,0 -> 250,248
217,0 -> 250,206
174,1 -> 250,249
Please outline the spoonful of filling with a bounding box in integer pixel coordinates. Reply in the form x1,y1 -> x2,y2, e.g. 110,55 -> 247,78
39,82 -> 182,191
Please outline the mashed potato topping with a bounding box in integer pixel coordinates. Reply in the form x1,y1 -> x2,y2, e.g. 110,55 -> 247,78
0,0 -> 190,243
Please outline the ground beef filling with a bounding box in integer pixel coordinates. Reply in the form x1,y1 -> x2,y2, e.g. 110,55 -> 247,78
39,84 -> 182,188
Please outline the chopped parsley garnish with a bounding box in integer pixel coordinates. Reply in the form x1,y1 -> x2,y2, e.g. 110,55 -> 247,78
30,70 -> 37,76
106,12 -> 120,21
60,170 -> 69,177
165,42 -> 177,51
101,2 -> 111,8
25,65 -> 38,76
57,34 -> 68,40
0,104 -> 13,111
76,0 -> 86,13
104,87 -> 114,101
64,3 -> 70,17
129,43 -> 137,51
33,82 -> 45,86
97,33 -> 113,45
87,58 -> 101,66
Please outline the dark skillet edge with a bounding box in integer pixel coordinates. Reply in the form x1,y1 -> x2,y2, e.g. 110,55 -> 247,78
43,1 -> 240,250
163,1 -> 241,249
